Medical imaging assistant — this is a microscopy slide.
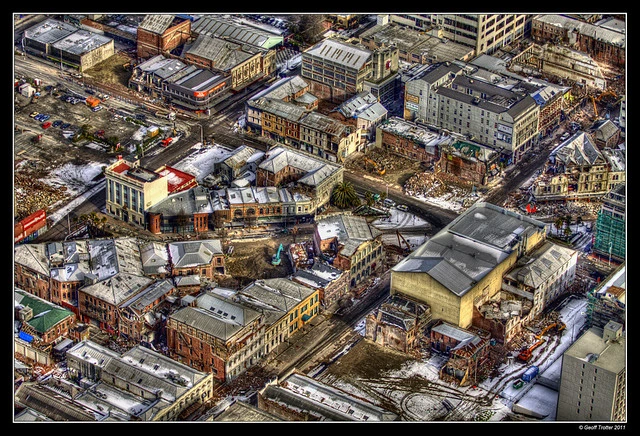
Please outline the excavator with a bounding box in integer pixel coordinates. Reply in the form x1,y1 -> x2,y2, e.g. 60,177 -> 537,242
272,243 -> 284,266
517,321 -> 566,362
363,156 -> 385,176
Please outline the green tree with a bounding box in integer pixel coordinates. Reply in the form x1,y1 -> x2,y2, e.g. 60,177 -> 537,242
331,181 -> 360,209
554,216 -> 565,236
364,191 -> 376,207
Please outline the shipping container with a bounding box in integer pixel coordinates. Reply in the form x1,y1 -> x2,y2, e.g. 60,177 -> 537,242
85,96 -> 101,108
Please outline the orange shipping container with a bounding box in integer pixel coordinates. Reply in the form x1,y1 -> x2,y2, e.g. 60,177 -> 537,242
86,96 -> 100,107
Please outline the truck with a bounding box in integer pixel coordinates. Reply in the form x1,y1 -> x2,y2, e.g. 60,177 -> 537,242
521,365 -> 539,383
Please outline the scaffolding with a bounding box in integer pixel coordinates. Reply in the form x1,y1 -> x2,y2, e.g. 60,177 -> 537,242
593,183 -> 625,261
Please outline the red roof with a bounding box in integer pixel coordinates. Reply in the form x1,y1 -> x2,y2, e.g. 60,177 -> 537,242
158,166 -> 197,193
111,161 -> 131,174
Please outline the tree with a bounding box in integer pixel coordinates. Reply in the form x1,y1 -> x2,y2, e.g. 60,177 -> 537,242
331,181 -> 360,209
364,191 -> 376,207
554,217 -> 565,236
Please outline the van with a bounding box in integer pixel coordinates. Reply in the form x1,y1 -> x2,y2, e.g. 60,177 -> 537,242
383,198 -> 396,208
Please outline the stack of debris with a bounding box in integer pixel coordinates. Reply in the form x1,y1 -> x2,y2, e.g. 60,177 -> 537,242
14,170 -> 69,221
404,171 -> 474,199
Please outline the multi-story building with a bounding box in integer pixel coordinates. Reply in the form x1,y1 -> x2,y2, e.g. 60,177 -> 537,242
63,340 -> 215,421
236,278 -> 320,350
147,185 -> 213,235
314,214 -> 385,289
301,36 -> 373,103
118,279 -> 177,345
15,288 -> 76,348
382,14 -> 528,56
256,146 -> 344,212
298,111 -> 360,162
291,260 -> 349,308
245,75 -> 317,133
136,14 -> 192,59
501,241 -> 578,320
166,291 -> 263,381
335,91 -> 388,144
586,262 -> 625,330
593,182 -> 625,262
168,239 -> 226,278
104,156 -> 197,229
530,14 -> 625,68
403,61 -> 462,123
365,294 -> 432,354
434,75 -> 540,162
77,238 -> 152,335
532,132 -> 625,202
390,202 -> 548,330
556,321 -> 626,421
182,34 -> 266,91
360,20 -> 476,65
190,14 -> 280,80
23,17 -> 115,72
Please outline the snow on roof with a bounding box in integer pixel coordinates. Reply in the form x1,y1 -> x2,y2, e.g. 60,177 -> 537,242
393,203 -> 546,296
171,144 -> 234,183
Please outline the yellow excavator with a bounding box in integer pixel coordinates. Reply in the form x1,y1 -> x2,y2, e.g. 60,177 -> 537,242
363,156 -> 385,176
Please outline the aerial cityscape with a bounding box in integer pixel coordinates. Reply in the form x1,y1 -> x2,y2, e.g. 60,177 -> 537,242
13,12 -> 626,425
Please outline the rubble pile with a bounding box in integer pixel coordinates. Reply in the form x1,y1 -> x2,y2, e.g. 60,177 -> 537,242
403,171 -> 474,199
14,169 -> 69,221
502,191 -> 601,221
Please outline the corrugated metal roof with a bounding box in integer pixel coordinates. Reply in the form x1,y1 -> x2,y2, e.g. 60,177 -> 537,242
305,38 -> 371,71
138,14 -> 176,34
392,203 -> 546,296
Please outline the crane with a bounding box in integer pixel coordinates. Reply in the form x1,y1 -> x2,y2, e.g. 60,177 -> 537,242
272,243 -> 284,266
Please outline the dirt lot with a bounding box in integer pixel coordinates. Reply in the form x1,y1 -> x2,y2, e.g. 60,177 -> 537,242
218,232 -> 306,289
345,148 -> 424,189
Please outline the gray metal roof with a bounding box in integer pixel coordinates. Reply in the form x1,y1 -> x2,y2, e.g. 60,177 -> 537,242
147,185 -> 213,217
192,15 -> 282,49
23,18 -> 77,44
14,243 -> 49,277
140,242 -> 170,276
138,14 -> 177,34
392,202 -> 547,297
316,214 -> 380,257
250,75 -> 311,101
505,241 -> 576,289
168,239 -> 223,268
120,279 -> 175,311
136,54 -> 188,80
304,37 -> 372,71
238,278 -> 315,313
171,292 -> 261,340
52,29 -> 112,56
258,146 -> 342,187
554,132 -> 604,167
186,34 -> 254,71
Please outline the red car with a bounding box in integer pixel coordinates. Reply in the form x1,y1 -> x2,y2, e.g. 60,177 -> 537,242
41,121 -> 52,129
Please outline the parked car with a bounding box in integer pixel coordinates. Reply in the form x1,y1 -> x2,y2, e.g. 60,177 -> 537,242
52,120 -> 63,128
397,204 -> 409,212
41,121 -> 52,129
29,111 -> 39,118
560,132 -> 570,141
91,105 -> 103,112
